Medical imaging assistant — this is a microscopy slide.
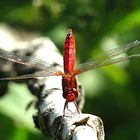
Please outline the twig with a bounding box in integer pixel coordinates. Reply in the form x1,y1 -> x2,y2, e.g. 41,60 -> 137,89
0,31 -> 105,140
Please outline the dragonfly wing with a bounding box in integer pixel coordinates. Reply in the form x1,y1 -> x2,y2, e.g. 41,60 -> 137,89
0,69 -> 64,80
0,48 -> 59,70
75,40 -> 140,74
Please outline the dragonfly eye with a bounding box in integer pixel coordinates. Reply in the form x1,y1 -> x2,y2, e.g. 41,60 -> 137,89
73,88 -> 76,92
66,92 -> 76,102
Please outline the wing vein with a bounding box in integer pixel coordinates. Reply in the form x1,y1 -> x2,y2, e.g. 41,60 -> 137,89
75,40 -> 140,74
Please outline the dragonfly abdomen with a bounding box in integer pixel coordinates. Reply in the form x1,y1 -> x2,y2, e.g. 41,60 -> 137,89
64,29 -> 76,74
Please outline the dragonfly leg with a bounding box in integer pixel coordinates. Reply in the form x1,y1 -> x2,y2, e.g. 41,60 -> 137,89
63,101 -> 72,116
63,101 -> 67,116
74,101 -> 81,114
63,101 -> 81,116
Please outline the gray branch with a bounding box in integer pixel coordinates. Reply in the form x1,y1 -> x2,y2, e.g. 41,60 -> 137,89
0,26 -> 105,140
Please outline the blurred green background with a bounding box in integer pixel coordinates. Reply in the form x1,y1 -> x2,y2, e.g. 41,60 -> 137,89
0,0 -> 140,139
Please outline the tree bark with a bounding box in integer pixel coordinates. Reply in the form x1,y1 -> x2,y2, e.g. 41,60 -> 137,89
0,27 -> 105,140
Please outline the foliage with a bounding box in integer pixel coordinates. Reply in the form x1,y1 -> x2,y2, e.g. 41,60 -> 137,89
0,0 -> 140,139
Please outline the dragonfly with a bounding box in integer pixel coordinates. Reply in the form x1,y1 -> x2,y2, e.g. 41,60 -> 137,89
0,29 -> 140,114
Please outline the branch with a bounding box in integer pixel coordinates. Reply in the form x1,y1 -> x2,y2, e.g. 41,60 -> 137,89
35,87 -> 105,140
0,27 -> 105,140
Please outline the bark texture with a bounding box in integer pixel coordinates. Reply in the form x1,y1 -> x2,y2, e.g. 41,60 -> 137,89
0,26 -> 105,140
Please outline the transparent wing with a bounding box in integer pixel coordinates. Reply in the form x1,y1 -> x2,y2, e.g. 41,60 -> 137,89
0,48 -> 64,80
0,48 -> 58,70
0,69 -> 64,80
74,40 -> 140,74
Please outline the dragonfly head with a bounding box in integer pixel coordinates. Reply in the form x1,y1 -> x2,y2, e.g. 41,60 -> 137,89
65,91 -> 77,102
62,75 -> 78,102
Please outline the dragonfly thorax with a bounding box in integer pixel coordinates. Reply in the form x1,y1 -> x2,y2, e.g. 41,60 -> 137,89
62,74 -> 78,102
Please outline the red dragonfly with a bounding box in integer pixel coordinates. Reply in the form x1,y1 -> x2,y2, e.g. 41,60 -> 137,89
0,29 -> 140,114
